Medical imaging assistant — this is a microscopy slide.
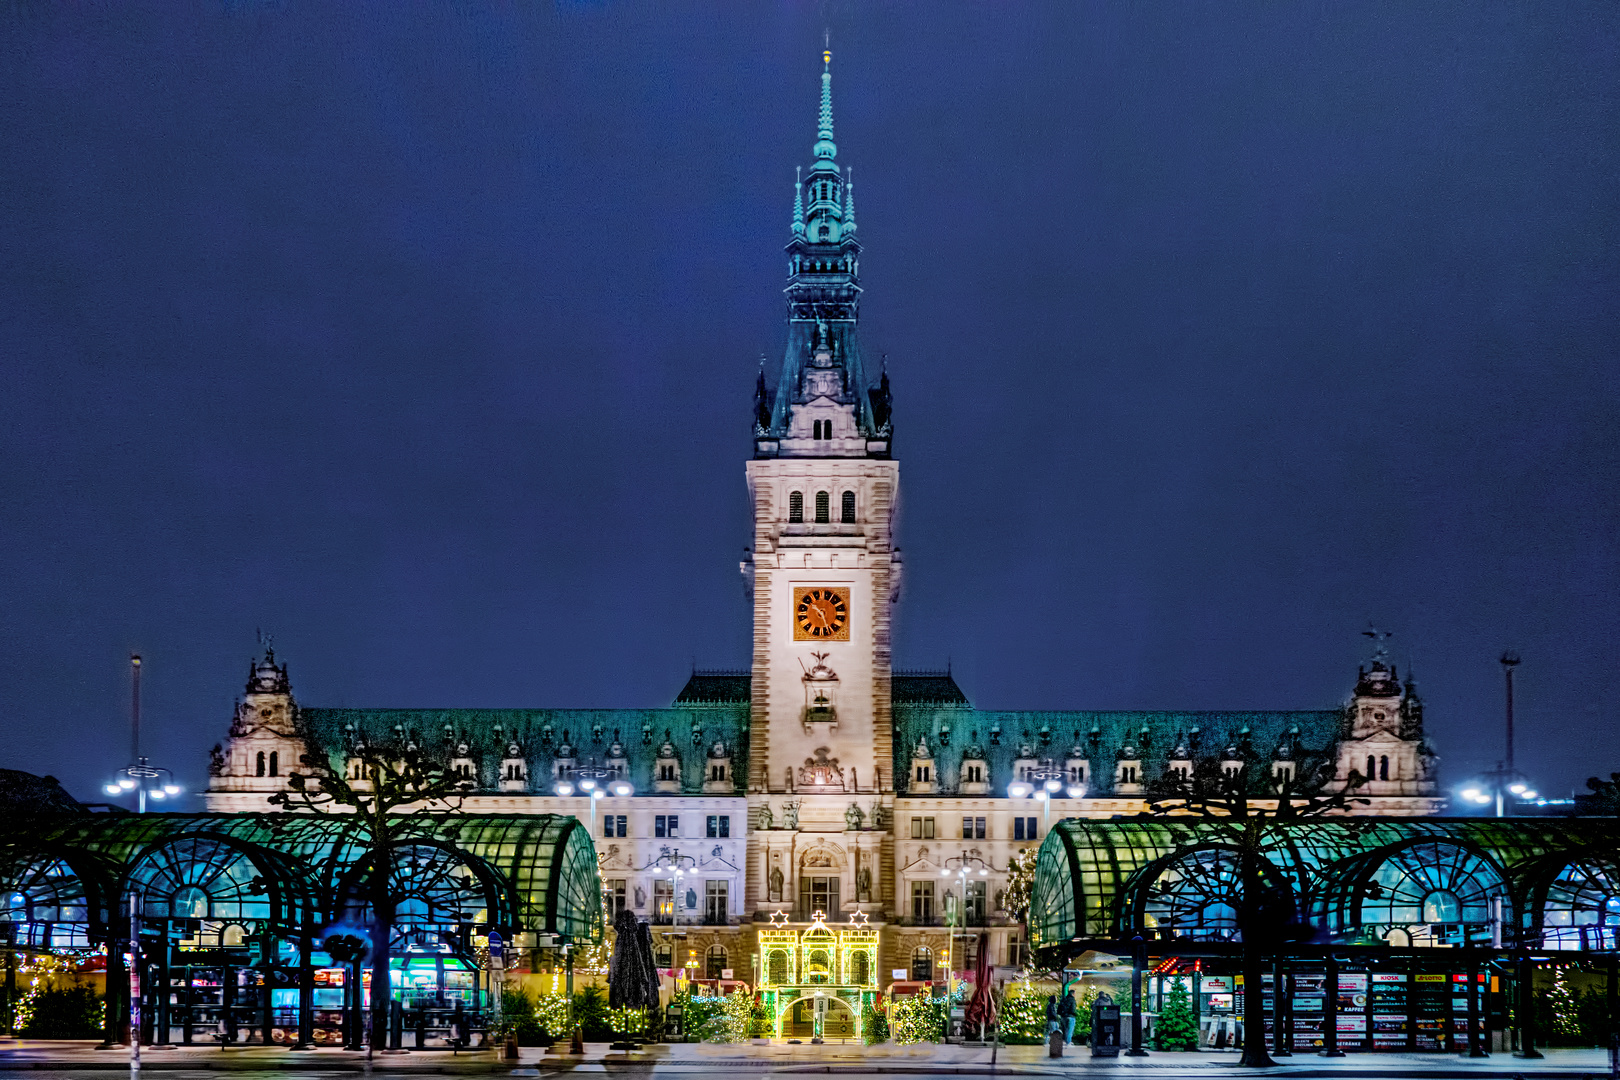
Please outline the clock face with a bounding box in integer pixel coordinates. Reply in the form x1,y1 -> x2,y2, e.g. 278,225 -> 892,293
794,587 -> 850,640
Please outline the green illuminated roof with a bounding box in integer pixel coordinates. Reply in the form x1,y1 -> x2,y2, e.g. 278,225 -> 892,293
1029,817 -> 1620,953
1,812 -> 602,946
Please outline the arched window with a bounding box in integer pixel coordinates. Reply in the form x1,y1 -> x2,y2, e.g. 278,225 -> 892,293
655,942 -> 673,970
268,751 -> 278,777
1379,756 -> 1389,781
853,950 -> 870,986
1344,841 -> 1506,945
1540,859 -> 1620,950
911,946 -> 933,982
841,491 -> 855,523
789,491 -> 804,524
256,751 -> 266,777
768,949 -> 789,984
1367,755 -> 1376,780
706,944 -> 727,979
815,491 -> 830,524
1137,847 -> 1262,942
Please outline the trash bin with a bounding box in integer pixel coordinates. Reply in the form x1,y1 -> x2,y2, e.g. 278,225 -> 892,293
1091,992 -> 1120,1058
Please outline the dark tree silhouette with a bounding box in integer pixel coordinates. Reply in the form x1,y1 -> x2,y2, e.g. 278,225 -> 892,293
269,739 -> 471,1052
1142,759 -> 1366,1068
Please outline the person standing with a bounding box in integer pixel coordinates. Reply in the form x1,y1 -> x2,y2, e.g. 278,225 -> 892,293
1058,989 -> 1078,1043
1045,995 -> 1060,1037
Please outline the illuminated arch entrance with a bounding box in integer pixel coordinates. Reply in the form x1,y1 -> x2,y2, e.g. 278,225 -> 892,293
778,991 -> 857,1040
756,909 -> 876,1042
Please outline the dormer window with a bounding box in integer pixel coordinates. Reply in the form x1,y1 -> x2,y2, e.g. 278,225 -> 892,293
789,491 -> 804,523
815,491 -> 830,524
841,491 -> 855,523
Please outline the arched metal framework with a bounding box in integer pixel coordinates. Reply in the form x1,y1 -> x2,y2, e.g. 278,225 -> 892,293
336,841 -> 512,954
0,853 -> 103,948
0,813 -> 602,951
1530,857 -> 1620,951
1126,845 -> 1285,942
1031,817 -> 1620,955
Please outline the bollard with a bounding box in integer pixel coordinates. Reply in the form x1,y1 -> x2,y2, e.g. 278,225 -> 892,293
1049,1027 -> 1064,1058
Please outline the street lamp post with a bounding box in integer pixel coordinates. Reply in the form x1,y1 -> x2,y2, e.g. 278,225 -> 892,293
647,851 -> 698,991
555,759 -> 632,837
103,655 -> 181,812
939,855 -> 991,1006
648,852 -> 697,930
1458,765 -> 1537,819
1007,760 -> 1081,830
1500,651 -> 1520,775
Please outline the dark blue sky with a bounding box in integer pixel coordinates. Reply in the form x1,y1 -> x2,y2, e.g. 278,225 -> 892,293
1,2 -> 1615,803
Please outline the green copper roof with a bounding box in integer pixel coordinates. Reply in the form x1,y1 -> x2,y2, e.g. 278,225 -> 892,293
893,706 -> 1342,796
296,706 -> 749,796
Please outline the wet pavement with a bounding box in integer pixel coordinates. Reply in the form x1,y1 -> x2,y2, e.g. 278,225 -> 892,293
0,1040 -> 1611,1078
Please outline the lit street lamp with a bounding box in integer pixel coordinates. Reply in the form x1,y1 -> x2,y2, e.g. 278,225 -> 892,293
938,854 -> 991,1000
103,655 -> 181,813
554,758 -> 632,836
1458,764 -> 1539,818
1007,759 -> 1082,829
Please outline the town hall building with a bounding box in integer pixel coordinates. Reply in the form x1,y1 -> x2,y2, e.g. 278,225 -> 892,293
205,53 -> 1442,998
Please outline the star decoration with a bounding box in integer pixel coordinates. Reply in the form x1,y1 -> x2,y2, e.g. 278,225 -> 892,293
768,910 -> 789,927
847,911 -> 869,926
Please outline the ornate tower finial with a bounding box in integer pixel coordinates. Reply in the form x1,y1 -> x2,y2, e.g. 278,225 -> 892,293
843,166 -> 855,235
792,165 -> 805,236
816,50 -> 836,160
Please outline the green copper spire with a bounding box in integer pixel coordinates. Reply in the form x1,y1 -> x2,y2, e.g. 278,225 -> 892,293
814,50 -> 836,161
792,166 -> 805,236
843,166 -> 855,235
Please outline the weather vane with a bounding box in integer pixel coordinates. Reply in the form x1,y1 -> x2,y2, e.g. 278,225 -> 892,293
1362,624 -> 1393,664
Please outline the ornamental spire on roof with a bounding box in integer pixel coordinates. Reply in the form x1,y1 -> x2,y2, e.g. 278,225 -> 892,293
792,166 -> 805,236
753,48 -> 890,460
815,49 -> 836,160
843,166 -> 855,235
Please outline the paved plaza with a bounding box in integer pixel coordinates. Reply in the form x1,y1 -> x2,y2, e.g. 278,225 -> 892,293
0,1041 -> 1613,1078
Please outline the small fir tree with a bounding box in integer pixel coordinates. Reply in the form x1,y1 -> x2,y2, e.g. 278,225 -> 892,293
1155,979 -> 1199,1051
995,981 -> 1048,1044
1542,968 -> 1582,1043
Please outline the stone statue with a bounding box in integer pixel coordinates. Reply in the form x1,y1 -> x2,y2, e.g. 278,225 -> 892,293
634,885 -> 646,908
208,743 -> 225,776
758,802 -> 774,830
782,799 -> 799,829
769,866 -> 784,902
856,865 -> 872,902
845,803 -> 864,830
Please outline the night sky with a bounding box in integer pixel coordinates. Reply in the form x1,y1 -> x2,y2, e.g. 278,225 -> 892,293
2,2 -> 1616,804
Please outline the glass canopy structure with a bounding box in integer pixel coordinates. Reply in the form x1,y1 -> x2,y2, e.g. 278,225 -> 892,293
1031,818 -> 1620,954
0,812 -> 601,1045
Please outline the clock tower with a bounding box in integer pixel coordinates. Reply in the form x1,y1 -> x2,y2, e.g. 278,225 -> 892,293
743,52 -> 899,821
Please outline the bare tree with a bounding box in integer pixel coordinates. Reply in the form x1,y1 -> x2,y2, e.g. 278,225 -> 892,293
270,738 -> 471,1052
1143,759 -> 1367,1068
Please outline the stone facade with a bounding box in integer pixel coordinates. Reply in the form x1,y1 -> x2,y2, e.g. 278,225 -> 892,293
205,54 -> 1443,991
